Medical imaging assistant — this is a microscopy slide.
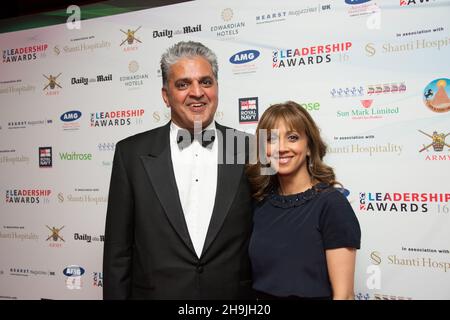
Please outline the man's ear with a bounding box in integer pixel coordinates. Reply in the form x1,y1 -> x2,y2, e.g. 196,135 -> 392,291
161,87 -> 170,108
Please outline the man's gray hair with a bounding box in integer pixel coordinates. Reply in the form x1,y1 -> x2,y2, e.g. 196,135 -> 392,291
160,41 -> 218,88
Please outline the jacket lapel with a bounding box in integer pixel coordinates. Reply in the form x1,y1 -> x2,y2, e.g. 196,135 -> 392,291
140,122 -> 196,255
201,123 -> 244,257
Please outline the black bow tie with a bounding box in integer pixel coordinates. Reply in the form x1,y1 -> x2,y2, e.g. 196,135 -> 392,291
176,129 -> 215,150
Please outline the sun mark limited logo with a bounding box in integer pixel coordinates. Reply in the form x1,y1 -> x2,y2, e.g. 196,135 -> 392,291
423,78 -> 450,113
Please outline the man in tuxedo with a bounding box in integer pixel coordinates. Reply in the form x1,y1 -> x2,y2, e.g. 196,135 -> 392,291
103,41 -> 253,299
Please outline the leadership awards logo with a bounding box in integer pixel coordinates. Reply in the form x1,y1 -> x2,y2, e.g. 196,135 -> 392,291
359,191 -> 449,214
423,78 -> 450,113
39,147 -> 52,168
93,272 -> 103,287
272,42 -> 352,68
43,73 -> 62,96
418,130 -> 449,161
120,26 -> 142,52
2,44 -> 48,63
5,189 -> 52,204
63,265 -> 85,290
90,108 -> 145,127
239,97 -> 258,124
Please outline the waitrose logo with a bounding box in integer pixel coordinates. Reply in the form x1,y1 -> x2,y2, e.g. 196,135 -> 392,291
59,152 -> 92,160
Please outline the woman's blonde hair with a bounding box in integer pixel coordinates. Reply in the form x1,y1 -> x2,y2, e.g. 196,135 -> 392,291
246,101 -> 340,201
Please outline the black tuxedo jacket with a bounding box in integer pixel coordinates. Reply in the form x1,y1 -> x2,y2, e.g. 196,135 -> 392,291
103,122 -> 254,299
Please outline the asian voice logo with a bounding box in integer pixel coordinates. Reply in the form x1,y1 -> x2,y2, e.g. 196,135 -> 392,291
423,78 -> 450,113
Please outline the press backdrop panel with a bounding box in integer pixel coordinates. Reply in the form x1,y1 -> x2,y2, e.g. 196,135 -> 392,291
0,0 -> 449,300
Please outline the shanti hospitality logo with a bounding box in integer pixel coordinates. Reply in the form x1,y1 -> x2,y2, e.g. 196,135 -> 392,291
423,78 -> 450,113
39,147 -> 52,168
2,44 -> 48,63
239,97 -> 258,124
272,42 -> 352,68
418,130 -> 449,161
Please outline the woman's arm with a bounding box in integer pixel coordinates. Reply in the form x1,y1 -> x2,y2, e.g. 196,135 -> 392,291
326,247 -> 357,300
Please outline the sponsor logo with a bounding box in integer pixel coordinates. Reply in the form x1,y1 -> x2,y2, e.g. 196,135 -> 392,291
300,102 -> 321,112
359,191 -> 449,213
365,37 -> 450,56
367,82 -> 406,95
74,233 -> 104,243
423,78 -> 450,113
400,0 -> 435,6
5,189 -> 51,204
43,73 -> 62,96
7,119 -> 52,130
120,61 -> 149,89
345,0 -> 371,4
9,268 -> 56,277
0,79 -> 35,95
345,0 -> 378,18
273,42 -> 352,68
418,130 -> 450,161
256,11 -> 287,24
70,74 -> 112,85
2,44 -> 48,63
0,149 -> 29,165
239,97 -> 258,124
229,50 -> 260,75
230,50 -> 260,64
93,272 -> 103,287
0,226 -> 39,242
53,37 -> 111,55
97,142 -> 116,152
39,147 -> 52,168
328,143 -> 402,156
63,265 -> 85,290
60,111 -> 82,131
331,86 -> 364,98
58,189 -> 107,205
120,26 -> 142,52
90,108 -> 145,127
46,225 -> 65,248
153,25 -> 202,39
336,101 -> 399,120
288,4 -> 332,17
59,152 -> 93,161
210,8 -> 245,39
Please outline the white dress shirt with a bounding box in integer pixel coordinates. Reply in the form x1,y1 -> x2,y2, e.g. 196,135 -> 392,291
170,121 -> 218,258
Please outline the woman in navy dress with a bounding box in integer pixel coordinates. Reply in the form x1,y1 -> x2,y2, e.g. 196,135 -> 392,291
246,101 -> 361,300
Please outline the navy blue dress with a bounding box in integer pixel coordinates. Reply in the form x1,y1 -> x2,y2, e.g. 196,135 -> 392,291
249,183 -> 361,299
